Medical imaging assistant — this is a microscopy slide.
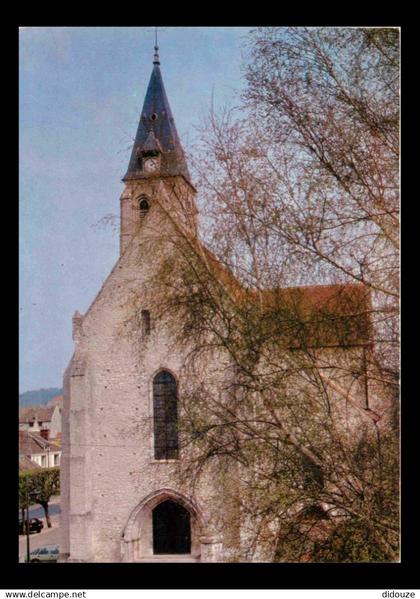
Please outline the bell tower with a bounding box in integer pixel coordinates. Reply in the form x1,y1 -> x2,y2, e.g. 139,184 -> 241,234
120,42 -> 197,254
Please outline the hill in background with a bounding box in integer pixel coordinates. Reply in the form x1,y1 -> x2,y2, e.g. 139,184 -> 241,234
19,387 -> 63,407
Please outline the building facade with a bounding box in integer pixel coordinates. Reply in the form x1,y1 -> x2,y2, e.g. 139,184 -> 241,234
60,46 -> 232,563
60,44 -> 383,563
19,431 -> 61,469
19,405 -> 62,440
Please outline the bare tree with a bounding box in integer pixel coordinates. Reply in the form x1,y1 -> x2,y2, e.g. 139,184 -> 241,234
194,27 -> 399,378
121,27 -> 399,562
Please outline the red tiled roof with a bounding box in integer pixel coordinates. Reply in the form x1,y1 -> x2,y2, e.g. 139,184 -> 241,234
259,282 -> 370,316
256,283 -> 371,347
199,241 -> 370,348
19,430 -> 54,454
19,455 -> 41,471
19,406 -> 55,424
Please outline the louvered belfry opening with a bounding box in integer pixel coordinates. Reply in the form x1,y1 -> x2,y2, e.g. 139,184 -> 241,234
152,500 -> 191,554
153,371 -> 179,460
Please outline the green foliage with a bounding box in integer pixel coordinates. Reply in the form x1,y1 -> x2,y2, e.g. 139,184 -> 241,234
312,518 -> 396,563
19,467 -> 60,509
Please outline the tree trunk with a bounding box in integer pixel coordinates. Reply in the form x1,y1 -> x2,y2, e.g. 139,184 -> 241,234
21,507 -> 26,533
40,501 -> 52,528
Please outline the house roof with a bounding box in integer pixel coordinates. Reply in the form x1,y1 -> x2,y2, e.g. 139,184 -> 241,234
195,240 -> 371,347
19,430 -> 54,454
19,406 -> 55,424
49,436 -> 61,449
19,455 -> 41,471
255,283 -> 371,348
178,232 -> 371,348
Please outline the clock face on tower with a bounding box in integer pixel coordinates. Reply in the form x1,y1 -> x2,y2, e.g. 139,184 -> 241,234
144,157 -> 159,173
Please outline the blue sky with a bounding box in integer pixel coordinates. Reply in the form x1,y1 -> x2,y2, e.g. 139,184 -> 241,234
19,26 -> 251,393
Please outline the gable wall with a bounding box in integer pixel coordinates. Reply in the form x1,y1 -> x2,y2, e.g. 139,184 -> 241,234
62,199 -> 234,562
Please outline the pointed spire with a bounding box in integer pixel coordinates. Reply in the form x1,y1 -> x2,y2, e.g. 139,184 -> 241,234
123,39 -> 192,185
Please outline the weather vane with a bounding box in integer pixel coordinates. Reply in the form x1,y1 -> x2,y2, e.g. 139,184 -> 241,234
146,26 -> 170,65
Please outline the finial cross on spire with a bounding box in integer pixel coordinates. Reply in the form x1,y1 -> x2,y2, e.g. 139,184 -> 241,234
153,26 -> 160,65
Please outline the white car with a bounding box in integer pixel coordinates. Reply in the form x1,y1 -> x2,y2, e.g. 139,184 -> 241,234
28,545 -> 59,563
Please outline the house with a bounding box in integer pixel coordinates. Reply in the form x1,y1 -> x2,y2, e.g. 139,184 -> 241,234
60,43 -> 388,563
19,404 -> 62,440
19,430 -> 61,468
19,454 -> 40,472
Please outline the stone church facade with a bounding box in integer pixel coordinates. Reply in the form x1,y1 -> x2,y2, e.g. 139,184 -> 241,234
60,45 -> 384,563
60,45 -> 236,563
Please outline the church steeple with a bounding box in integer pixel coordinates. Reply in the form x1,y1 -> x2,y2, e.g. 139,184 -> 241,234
123,44 -> 191,185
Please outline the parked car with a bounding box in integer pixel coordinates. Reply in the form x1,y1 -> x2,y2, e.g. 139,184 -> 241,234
28,545 -> 59,563
18,518 -> 43,535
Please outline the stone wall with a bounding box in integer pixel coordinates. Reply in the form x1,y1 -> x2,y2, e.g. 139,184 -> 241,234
61,177 -> 390,563
61,192 -> 232,562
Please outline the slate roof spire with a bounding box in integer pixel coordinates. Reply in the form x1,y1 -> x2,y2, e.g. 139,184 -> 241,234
123,42 -> 191,184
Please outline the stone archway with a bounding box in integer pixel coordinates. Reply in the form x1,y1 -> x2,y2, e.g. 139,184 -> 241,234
121,488 -> 221,562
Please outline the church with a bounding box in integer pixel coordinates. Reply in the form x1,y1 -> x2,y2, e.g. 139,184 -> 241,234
60,42 -> 386,563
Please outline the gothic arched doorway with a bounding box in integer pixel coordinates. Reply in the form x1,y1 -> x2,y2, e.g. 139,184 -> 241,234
152,500 -> 191,554
121,488 -> 205,562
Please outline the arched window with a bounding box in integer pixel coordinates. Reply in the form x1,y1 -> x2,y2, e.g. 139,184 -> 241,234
138,197 -> 150,217
153,371 -> 178,460
152,500 -> 191,554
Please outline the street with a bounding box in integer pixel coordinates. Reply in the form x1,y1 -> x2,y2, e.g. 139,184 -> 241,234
28,503 -> 60,519
19,496 -> 60,561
